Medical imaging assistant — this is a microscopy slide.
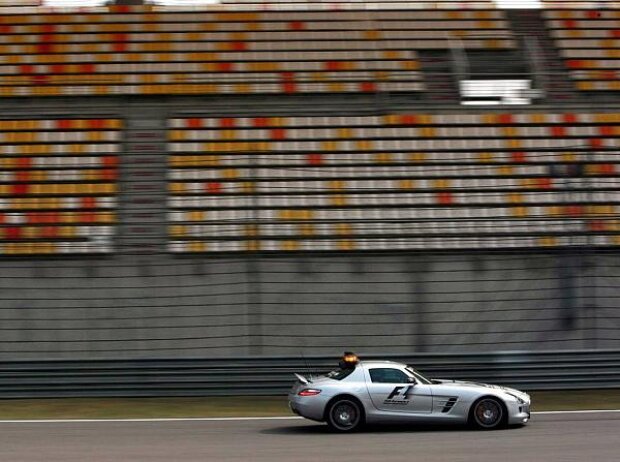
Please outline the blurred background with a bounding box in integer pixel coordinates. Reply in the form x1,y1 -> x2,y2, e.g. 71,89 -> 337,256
0,0 -> 618,396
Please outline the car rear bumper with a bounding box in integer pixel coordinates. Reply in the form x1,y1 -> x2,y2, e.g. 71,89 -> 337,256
288,395 -> 326,422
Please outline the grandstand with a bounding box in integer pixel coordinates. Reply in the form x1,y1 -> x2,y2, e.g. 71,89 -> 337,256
0,0 -> 618,359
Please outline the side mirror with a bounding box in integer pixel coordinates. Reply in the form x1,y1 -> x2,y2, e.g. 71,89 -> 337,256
407,376 -> 416,384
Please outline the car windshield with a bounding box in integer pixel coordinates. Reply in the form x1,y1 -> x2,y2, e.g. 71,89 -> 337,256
405,366 -> 432,385
326,367 -> 355,381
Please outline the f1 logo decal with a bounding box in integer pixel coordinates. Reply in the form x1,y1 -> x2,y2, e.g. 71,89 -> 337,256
384,386 -> 413,404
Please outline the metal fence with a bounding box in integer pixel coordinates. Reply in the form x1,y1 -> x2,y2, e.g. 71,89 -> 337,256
0,349 -> 618,398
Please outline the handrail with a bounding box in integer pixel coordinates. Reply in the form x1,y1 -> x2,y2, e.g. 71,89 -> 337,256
0,349 -> 618,397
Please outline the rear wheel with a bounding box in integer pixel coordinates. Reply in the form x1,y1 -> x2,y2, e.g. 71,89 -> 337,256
470,397 -> 505,430
326,398 -> 363,432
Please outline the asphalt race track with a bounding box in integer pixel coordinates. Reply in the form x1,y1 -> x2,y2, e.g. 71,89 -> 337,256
0,412 -> 618,462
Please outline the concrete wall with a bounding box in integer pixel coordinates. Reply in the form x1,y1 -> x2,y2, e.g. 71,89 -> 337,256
1,251 -> 618,360
255,252 -> 620,355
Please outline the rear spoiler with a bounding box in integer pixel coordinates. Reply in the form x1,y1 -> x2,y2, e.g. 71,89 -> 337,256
294,373 -> 312,385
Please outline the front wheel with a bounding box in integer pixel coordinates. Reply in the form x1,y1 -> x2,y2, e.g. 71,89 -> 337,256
326,398 -> 363,432
470,397 -> 506,430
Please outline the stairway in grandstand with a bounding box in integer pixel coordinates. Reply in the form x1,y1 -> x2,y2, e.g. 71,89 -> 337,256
508,8 -> 579,102
417,51 -> 461,104
120,110 -> 169,256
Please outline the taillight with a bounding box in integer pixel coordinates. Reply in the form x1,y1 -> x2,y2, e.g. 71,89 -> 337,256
298,389 -> 322,397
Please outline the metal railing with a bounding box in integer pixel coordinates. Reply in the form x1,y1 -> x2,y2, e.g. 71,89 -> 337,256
0,349 -> 618,398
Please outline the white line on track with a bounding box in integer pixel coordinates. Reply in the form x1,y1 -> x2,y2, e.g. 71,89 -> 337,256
0,410 -> 620,424
0,416 -> 303,424
534,409 -> 620,415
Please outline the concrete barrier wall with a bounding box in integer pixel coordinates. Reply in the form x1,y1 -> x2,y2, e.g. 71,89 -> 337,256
1,252 -> 618,360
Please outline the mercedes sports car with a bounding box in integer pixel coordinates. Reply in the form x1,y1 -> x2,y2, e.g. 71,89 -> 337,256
288,352 -> 531,432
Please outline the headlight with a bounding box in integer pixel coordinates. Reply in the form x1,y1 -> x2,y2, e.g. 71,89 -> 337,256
506,392 -> 526,404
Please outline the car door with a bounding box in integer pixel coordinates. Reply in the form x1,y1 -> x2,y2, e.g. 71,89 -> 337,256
365,367 -> 433,414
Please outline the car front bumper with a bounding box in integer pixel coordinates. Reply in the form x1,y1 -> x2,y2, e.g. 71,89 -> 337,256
508,402 -> 531,425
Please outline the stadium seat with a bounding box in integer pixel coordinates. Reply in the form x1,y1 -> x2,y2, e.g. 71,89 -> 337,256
0,118 -> 120,255
219,0 -> 497,6
167,111 -> 620,252
0,5 -> 517,96
544,8 -> 620,91
0,0 -> 40,6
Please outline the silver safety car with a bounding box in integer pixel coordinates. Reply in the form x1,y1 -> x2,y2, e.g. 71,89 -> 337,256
288,352 -> 531,432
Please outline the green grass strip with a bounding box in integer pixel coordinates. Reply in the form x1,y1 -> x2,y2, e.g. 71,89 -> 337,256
0,397 -> 289,420
0,390 -> 618,420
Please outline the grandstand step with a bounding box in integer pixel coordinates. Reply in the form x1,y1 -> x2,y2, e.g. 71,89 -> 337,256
506,8 -> 581,103
417,50 -> 460,104
120,112 -> 168,256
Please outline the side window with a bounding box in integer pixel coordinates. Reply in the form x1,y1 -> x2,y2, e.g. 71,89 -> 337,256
369,368 -> 410,384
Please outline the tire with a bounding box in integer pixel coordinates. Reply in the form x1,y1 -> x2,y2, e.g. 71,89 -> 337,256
470,397 -> 506,430
326,398 -> 363,432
